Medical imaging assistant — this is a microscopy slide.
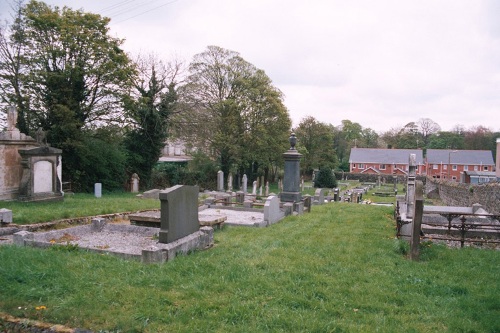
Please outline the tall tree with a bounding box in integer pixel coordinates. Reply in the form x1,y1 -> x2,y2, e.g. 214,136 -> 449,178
295,116 -> 337,176
0,1 -> 135,184
179,45 -> 291,181
123,55 -> 180,188
417,118 -> 441,146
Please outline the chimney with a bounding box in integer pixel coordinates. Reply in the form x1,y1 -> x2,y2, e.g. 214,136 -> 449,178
497,138 -> 500,179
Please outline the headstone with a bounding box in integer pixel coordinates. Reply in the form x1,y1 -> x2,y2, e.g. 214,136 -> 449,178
303,195 -> 312,212
265,181 -> 269,196
301,177 -> 304,192
130,173 -> 140,193
278,179 -> 283,191
314,188 -> 324,205
376,175 -> 381,187
252,181 -> 257,195
242,174 -> 248,193
6,106 -> 17,131
264,195 -> 282,225
217,170 -> 224,191
0,208 -> 13,223
159,185 -> 199,244
228,173 -> 233,191
236,191 -> 245,204
259,185 -> 263,196
94,183 -> 102,198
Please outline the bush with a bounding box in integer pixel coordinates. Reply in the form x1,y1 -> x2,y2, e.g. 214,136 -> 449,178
314,167 -> 337,188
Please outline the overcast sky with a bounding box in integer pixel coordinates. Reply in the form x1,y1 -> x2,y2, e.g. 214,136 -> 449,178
2,0 -> 499,133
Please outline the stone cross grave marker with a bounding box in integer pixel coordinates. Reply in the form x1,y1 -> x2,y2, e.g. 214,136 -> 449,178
159,185 -> 199,244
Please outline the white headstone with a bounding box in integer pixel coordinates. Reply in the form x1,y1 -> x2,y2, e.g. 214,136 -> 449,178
95,183 -> 102,198
228,173 -> 233,191
252,181 -> 257,195
217,170 -> 224,192
264,195 -> 283,225
242,174 -> 248,193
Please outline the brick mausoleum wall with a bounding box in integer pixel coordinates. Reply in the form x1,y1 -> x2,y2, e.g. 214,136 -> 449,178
427,178 -> 500,214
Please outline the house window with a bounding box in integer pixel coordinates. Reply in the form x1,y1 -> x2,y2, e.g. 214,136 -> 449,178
380,164 -> 386,170
452,165 -> 457,171
483,166 -> 488,171
452,176 -> 457,180
474,165 -> 478,171
433,164 -> 438,170
443,165 -> 447,170
464,165 -> 468,171
358,164 -> 364,169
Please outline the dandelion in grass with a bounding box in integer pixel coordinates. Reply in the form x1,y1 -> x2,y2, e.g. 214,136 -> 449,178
35,306 -> 47,310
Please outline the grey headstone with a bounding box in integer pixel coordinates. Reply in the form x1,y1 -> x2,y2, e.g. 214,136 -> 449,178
159,185 -> 199,244
252,181 -> 257,195
314,188 -> 325,205
264,195 -> 282,224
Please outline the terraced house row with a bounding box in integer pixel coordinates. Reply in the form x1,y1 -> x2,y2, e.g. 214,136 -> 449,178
349,139 -> 500,184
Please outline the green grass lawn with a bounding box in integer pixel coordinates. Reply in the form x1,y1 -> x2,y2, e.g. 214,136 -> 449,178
0,193 -> 161,224
1,204 -> 499,332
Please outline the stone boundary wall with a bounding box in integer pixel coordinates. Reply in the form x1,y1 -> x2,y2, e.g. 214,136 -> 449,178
336,172 -> 426,185
426,177 -> 500,214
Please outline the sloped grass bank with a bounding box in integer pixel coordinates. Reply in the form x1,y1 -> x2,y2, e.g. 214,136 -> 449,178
0,204 -> 499,332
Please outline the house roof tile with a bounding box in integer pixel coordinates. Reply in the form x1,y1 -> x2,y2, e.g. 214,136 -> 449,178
349,148 -> 424,164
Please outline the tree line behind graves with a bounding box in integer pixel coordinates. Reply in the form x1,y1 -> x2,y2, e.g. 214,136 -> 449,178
0,1 -> 291,192
1,1 -> 498,193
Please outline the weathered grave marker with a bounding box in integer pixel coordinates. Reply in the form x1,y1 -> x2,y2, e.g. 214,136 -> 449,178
217,171 -> 224,191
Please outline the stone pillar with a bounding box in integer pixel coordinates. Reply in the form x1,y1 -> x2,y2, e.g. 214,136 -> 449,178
280,133 -> 302,203
217,170 -> 224,192
406,154 -> 417,218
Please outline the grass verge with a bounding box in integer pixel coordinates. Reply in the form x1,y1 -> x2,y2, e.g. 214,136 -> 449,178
1,204 -> 499,332
0,193 -> 160,225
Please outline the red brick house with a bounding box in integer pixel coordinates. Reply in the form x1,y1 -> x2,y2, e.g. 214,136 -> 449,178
349,148 -> 425,175
426,149 -> 495,182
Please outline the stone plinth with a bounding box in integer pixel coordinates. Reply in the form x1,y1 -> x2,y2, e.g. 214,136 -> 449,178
280,147 -> 302,203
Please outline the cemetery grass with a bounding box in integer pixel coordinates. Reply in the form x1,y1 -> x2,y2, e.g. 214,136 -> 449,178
0,205 -> 499,332
0,193 -> 160,224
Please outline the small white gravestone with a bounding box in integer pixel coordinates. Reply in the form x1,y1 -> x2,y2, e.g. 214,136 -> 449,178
242,174 -> 248,193
95,183 -> 102,198
217,170 -> 224,192
252,181 -> 257,195
130,173 -> 140,193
